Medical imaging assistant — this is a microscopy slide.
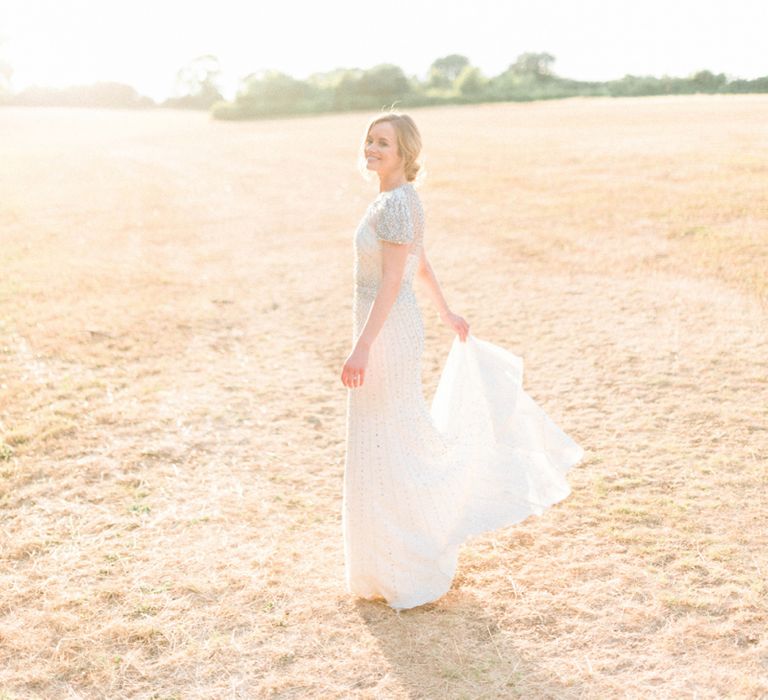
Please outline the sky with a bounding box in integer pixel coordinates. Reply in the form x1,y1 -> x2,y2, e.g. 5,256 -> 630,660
1,0 -> 766,101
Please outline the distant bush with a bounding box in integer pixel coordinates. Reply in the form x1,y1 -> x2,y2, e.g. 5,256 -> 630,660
2,50 -> 766,116
210,51 -> 768,121
723,76 -> 768,93
162,54 -> 223,110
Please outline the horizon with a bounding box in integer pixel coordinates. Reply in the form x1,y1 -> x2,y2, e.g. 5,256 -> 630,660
1,0 -> 766,102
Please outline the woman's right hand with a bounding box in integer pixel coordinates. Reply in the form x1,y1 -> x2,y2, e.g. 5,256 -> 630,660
341,342 -> 370,388
440,310 -> 470,342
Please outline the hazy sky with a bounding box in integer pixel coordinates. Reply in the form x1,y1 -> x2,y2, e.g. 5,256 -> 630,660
1,0 -> 765,101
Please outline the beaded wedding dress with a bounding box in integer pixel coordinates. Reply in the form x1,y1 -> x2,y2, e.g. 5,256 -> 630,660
342,182 -> 584,611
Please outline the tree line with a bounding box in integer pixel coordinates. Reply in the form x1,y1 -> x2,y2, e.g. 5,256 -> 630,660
1,52 -> 766,116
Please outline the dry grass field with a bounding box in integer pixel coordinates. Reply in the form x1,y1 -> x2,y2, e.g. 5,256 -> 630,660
0,94 -> 766,698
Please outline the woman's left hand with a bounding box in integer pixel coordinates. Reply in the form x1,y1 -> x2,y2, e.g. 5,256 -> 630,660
341,343 -> 369,388
440,310 -> 470,342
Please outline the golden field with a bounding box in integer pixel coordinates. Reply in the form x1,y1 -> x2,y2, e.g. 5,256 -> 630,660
0,95 -> 766,698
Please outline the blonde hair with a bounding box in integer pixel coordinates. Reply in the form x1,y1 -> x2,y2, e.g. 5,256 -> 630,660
357,110 -> 426,186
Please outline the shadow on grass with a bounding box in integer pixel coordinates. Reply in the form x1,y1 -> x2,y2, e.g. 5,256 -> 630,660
353,591 -> 583,699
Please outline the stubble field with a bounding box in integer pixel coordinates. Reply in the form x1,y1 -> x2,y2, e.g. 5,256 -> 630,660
0,94 -> 767,698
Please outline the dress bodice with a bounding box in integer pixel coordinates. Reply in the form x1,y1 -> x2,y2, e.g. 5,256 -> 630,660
353,183 -> 425,303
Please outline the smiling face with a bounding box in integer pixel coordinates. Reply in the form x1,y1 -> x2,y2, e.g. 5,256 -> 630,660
364,121 -> 404,180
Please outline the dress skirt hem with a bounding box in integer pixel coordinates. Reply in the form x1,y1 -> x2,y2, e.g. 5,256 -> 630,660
343,333 -> 585,612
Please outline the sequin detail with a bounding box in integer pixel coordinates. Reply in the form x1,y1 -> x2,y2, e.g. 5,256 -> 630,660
372,184 -> 423,245
342,184 -> 585,612
352,183 -> 424,307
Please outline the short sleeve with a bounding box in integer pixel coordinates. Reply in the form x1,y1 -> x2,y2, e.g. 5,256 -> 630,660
375,190 -> 414,245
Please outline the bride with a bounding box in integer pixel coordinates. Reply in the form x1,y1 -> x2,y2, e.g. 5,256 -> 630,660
340,111 -> 584,612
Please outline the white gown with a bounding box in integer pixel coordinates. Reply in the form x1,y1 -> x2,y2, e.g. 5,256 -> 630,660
342,182 -> 584,611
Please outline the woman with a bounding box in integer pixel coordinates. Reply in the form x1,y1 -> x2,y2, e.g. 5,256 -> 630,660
340,112 -> 584,612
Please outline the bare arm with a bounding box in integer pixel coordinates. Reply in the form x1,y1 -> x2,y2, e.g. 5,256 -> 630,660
415,247 -> 450,319
355,241 -> 411,349
340,194 -> 468,390
340,241 -> 410,388
416,247 -> 470,341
